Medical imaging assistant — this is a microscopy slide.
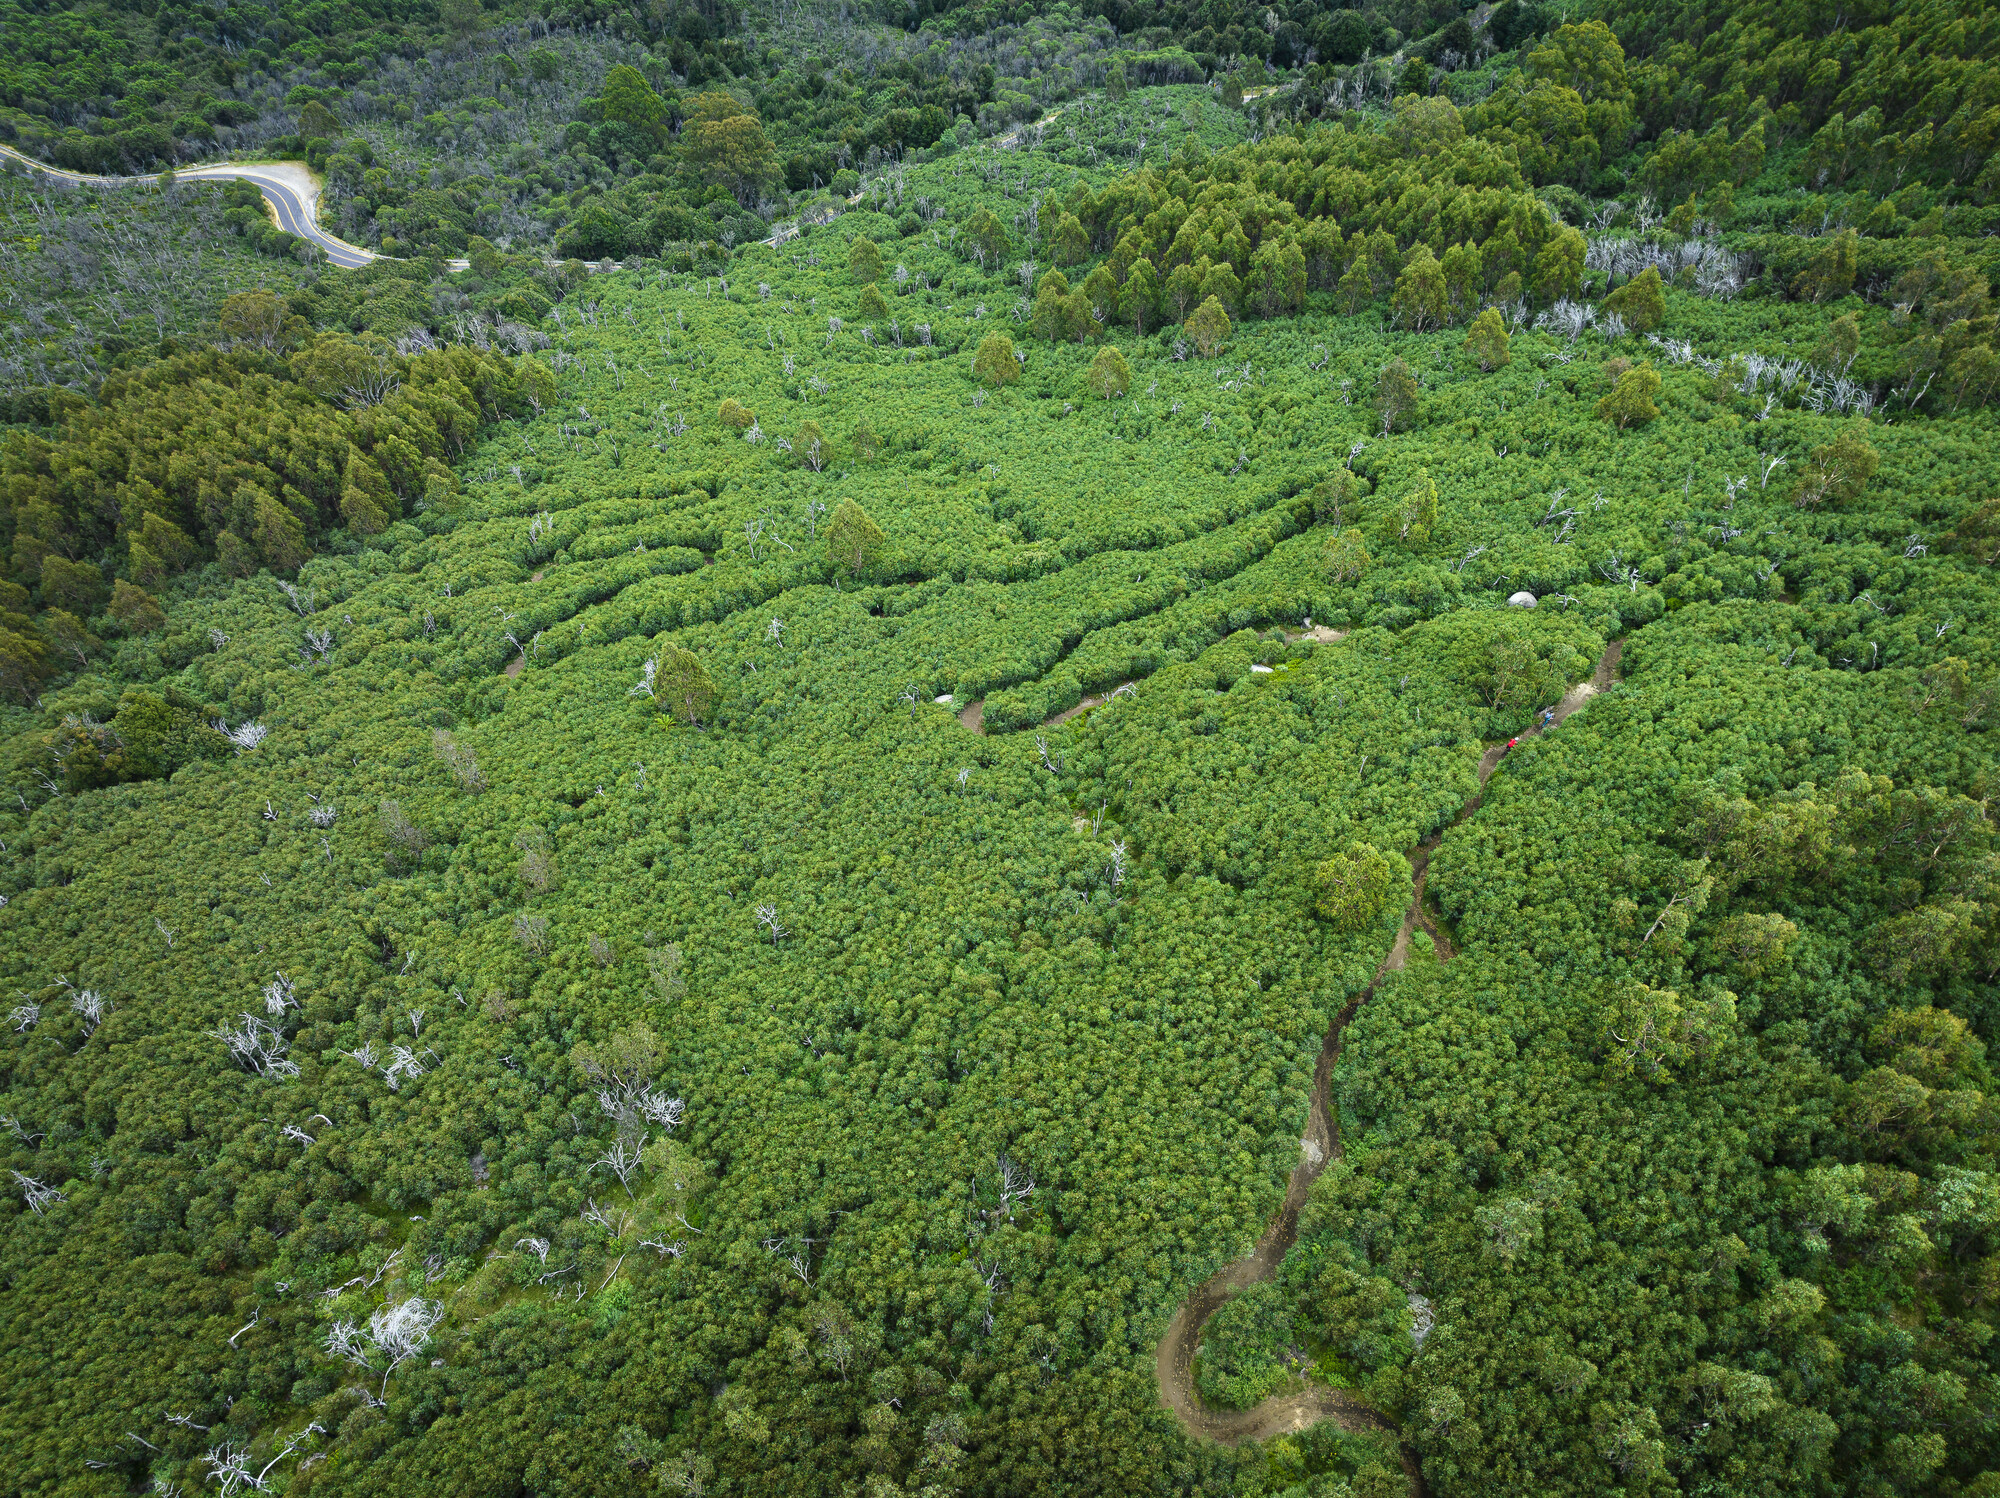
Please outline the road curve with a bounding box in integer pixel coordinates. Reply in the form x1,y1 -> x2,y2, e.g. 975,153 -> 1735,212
1154,638 -> 1624,1489
1,144 -> 378,268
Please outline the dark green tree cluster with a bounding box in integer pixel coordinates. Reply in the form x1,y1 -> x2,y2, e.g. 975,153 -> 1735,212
1013,96 -> 1589,348
0,319 -> 531,695
1598,0 -> 2000,202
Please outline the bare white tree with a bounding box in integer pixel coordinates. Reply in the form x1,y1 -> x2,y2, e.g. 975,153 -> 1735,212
262,972 -> 298,1019
1408,1292 -> 1437,1348
997,1155 -> 1035,1217
208,1015 -> 299,1079
11,1170 -> 65,1215
201,1423 -> 325,1497
327,1298 -> 445,1402
7,1004 -> 37,1031
381,1045 -> 430,1091
754,904 -> 789,945
1546,299 -> 1595,342
582,1196 -> 633,1237
590,1135 -> 647,1198
68,988 -> 109,1036
214,719 -> 269,753
637,1091 -> 685,1130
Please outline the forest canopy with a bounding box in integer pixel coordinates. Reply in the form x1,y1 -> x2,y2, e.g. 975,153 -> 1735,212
4,8 -> 2000,1498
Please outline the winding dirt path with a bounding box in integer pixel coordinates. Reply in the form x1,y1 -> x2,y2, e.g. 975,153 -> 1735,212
1043,680 -> 1135,729
1154,638 -> 1625,1480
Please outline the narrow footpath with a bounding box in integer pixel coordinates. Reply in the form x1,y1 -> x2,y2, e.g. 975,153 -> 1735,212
1154,640 -> 1624,1485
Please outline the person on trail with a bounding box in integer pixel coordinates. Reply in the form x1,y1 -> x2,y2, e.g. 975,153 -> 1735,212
1541,707 -> 1556,728
1506,737 -> 1519,752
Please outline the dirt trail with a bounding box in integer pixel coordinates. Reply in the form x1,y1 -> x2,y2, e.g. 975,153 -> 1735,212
1279,625 -> 1349,645
991,83 -> 1285,153
993,107 -> 1067,149
1154,639 -> 1625,1478
1043,680 -> 1135,729
1471,638 -> 1621,794
1026,627 -> 1351,733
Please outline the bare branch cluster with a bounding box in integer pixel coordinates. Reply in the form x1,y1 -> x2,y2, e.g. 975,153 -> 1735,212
208,1014 -> 298,1079
326,1297 -> 444,1402
11,1170 -> 65,1215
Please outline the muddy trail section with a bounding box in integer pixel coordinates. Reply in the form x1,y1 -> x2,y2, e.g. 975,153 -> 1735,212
1154,640 -> 1624,1481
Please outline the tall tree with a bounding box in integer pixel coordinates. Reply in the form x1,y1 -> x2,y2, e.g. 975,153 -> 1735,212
825,498 -> 885,582
1186,296 -> 1232,357
972,332 -> 1020,388
685,93 -> 776,207
600,65 -> 669,148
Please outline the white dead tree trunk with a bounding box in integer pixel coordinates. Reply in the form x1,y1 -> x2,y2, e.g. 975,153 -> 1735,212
326,1298 -> 444,1403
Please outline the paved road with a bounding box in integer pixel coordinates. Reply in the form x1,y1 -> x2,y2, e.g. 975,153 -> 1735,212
1,144 -> 380,268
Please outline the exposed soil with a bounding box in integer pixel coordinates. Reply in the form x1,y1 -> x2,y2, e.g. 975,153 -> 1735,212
1043,681 -> 1136,729
1401,840 -> 1455,965
992,106 -> 1067,149
1276,626 -> 1350,645
958,699 -> 985,733
503,654 -> 525,678
1470,638 -> 1621,805
1026,624 -> 1354,736
530,569 -> 545,583
1153,640 -> 1626,1480
992,83 -> 1280,153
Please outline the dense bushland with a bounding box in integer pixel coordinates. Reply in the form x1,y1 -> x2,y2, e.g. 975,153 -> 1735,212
2,18 -> 2000,1497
